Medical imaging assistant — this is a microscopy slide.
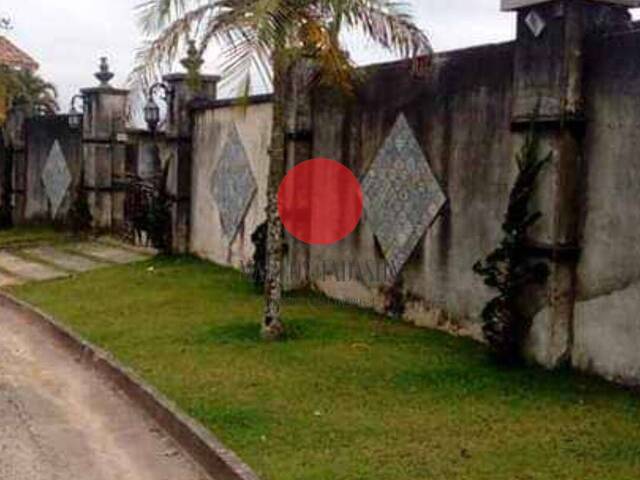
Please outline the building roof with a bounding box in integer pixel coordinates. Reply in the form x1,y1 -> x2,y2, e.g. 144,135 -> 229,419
0,36 -> 38,70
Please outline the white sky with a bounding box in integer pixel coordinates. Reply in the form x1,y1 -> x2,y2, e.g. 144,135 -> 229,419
1,1 -> 638,111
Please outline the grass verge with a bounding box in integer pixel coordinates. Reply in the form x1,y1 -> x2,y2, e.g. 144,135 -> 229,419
9,256 -> 640,480
0,226 -> 71,249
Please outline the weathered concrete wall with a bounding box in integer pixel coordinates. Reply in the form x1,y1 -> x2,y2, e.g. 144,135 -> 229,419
23,115 -> 82,223
191,99 -> 273,268
0,131 -> 7,218
305,44 -> 515,337
2,83 -> 129,231
81,87 -> 129,231
570,30 -> 640,386
125,130 -> 162,182
188,28 -> 640,387
5,4 -> 634,387
190,44 -> 515,339
2,106 -> 29,221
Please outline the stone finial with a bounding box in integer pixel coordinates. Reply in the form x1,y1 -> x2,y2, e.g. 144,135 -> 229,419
180,40 -> 204,74
180,40 -> 205,92
95,57 -> 115,87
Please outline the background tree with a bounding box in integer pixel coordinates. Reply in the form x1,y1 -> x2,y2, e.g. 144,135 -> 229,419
0,68 -> 58,124
11,68 -> 58,114
134,0 -> 431,340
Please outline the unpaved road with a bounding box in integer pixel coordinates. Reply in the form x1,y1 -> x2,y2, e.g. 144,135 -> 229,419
0,304 -> 210,480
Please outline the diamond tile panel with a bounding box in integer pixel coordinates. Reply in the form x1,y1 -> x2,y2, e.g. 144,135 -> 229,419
362,114 -> 446,276
41,140 -> 72,218
210,124 -> 257,242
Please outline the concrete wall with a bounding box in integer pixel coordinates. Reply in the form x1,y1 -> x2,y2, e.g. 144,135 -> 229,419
23,115 -> 82,223
2,106 -> 29,220
191,99 -> 273,268
305,44 -> 515,337
125,130 -> 162,182
570,30 -> 640,385
0,82 -> 131,231
81,87 -> 129,231
5,4 -> 640,387
188,28 -> 640,387
190,44 -> 516,339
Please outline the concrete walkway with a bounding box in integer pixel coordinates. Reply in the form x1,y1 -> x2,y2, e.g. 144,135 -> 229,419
0,299 -> 209,480
0,240 -> 151,286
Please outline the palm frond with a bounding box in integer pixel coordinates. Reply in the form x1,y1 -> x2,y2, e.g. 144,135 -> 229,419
196,0 -> 296,90
132,0 -> 431,95
130,3 -> 215,87
137,0 -> 192,34
298,15 -> 358,93
326,0 -> 431,57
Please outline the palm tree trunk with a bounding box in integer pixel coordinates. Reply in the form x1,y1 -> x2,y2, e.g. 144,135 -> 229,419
262,48 -> 288,341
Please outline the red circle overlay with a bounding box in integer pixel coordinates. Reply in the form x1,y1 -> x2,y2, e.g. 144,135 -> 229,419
278,158 -> 363,245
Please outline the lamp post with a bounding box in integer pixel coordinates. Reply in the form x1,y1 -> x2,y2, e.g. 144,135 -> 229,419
144,82 -> 173,133
68,94 -> 85,130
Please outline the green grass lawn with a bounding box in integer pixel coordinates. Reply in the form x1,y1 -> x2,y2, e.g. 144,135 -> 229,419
9,256 -> 640,480
0,226 -> 71,249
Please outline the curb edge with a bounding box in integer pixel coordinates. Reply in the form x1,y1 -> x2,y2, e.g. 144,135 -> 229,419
0,292 -> 261,480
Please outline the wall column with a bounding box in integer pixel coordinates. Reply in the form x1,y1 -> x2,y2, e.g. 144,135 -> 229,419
4,103 -> 30,224
163,72 -> 219,253
505,0 -> 636,367
81,58 -> 129,231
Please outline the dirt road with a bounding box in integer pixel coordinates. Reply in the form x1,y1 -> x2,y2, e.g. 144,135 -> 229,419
0,304 -> 209,480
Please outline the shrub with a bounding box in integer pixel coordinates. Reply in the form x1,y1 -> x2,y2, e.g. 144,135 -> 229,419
250,221 -> 268,289
67,175 -> 92,235
473,127 -> 550,364
146,175 -> 172,253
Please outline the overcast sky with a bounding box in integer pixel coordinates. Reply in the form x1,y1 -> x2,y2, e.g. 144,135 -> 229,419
2,1 -> 637,111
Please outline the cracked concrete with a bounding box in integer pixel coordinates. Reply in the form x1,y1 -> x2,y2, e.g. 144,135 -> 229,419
23,246 -> 105,273
0,303 -> 210,480
0,252 -> 65,282
69,243 -> 149,265
0,240 -> 151,284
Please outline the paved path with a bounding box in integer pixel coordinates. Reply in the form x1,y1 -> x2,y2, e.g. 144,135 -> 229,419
0,240 -> 151,286
0,303 -> 209,480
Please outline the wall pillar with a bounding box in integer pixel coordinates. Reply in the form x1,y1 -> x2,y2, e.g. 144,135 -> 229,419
4,103 -> 30,224
163,73 -> 219,253
505,0 -> 636,367
81,58 -> 129,231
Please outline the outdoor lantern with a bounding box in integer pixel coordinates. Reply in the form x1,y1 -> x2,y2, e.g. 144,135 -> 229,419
144,82 -> 173,133
68,105 -> 83,130
68,94 -> 85,131
144,96 -> 161,133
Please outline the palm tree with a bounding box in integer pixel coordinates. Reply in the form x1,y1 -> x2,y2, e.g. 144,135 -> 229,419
134,0 -> 431,340
12,69 -> 59,115
0,67 -> 58,123
0,66 -> 21,124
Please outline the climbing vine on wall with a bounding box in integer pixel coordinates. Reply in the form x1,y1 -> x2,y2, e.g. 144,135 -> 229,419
146,170 -> 173,253
473,127 -> 551,364
67,170 -> 93,235
125,164 -> 172,253
250,221 -> 268,289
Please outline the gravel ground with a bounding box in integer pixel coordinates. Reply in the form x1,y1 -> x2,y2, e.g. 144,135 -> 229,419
0,304 -> 210,480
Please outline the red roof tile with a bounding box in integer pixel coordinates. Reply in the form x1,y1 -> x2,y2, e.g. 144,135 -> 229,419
0,36 -> 38,70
